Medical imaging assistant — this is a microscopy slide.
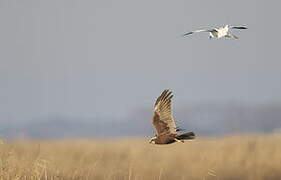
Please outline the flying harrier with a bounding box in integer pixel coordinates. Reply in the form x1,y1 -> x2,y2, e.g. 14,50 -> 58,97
149,90 -> 195,145
183,25 -> 247,39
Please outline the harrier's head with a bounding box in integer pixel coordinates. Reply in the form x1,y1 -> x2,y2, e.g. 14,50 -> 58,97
149,137 -> 156,144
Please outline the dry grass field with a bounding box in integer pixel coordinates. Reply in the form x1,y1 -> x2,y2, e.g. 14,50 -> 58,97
0,134 -> 281,180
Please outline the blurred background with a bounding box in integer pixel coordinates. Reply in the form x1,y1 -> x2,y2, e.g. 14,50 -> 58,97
1,0 -> 281,139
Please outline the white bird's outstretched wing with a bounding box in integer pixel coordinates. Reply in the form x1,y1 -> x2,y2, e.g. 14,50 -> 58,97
182,29 -> 214,36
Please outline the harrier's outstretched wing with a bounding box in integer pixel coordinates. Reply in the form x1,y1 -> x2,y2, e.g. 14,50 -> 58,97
182,29 -> 213,36
152,90 -> 177,135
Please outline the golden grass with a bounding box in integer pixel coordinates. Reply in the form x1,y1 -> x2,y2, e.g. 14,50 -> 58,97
1,134 -> 281,180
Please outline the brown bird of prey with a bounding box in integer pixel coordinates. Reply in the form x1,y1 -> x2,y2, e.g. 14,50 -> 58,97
149,90 -> 195,144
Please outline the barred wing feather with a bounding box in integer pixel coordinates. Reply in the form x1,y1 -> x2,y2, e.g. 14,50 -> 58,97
152,90 -> 177,135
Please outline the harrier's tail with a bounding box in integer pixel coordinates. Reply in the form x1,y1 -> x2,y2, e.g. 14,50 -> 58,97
178,132 -> 195,140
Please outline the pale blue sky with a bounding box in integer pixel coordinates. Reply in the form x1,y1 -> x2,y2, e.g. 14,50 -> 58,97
1,0 -> 280,123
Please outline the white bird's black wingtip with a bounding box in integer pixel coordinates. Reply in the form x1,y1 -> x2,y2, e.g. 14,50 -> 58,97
182,32 -> 193,37
232,26 -> 248,29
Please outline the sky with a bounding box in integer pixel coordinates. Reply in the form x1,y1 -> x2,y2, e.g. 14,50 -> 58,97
1,0 -> 281,124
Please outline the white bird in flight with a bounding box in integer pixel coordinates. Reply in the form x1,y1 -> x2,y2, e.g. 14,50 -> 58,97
183,25 -> 247,39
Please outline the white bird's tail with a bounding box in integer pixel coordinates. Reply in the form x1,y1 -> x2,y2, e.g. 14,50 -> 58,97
227,33 -> 239,39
